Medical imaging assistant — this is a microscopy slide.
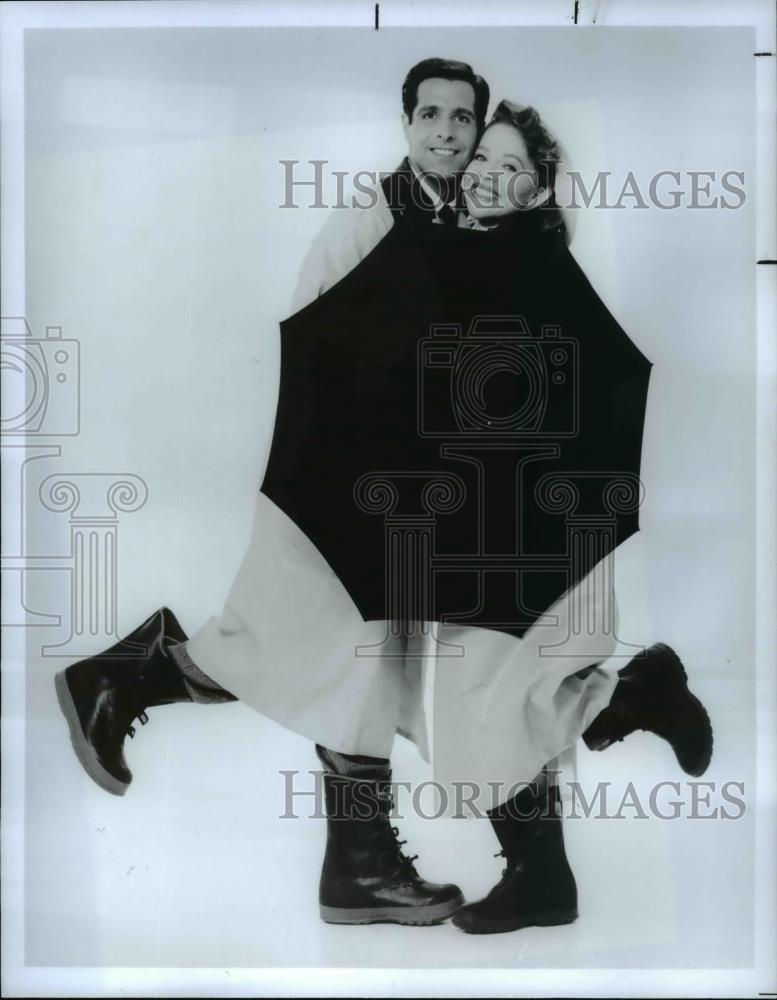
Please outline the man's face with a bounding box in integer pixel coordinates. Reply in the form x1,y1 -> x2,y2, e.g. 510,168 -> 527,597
402,77 -> 479,180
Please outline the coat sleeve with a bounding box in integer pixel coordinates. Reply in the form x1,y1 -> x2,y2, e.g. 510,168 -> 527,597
290,185 -> 395,314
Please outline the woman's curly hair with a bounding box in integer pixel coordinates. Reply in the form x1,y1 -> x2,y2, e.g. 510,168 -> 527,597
486,99 -> 567,239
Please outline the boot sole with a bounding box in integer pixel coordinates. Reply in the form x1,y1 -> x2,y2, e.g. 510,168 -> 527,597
54,671 -> 129,797
654,644 -> 714,776
320,894 -> 464,926
452,907 -> 579,935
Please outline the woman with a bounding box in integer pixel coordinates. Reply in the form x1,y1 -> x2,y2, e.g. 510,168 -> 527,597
426,99 -> 714,933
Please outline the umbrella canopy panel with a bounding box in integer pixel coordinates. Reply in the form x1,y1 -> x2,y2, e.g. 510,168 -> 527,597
261,217 -> 652,639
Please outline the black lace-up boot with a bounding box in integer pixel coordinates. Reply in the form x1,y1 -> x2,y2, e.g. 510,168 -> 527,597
452,777 -> 578,934
582,642 -> 714,776
317,750 -> 464,925
55,607 -> 192,796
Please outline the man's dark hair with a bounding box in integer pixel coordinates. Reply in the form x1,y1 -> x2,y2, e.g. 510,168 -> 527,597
402,58 -> 490,132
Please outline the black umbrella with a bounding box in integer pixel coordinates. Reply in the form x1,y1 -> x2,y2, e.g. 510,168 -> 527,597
260,214 -> 652,639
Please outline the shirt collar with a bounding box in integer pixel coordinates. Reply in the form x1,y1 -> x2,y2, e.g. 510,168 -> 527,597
407,159 -> 456,215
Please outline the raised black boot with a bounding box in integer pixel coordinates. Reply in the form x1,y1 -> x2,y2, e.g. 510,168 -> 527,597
582,642 -> 713,776
318,763 -> 464,925
452,778 -> 578,934
55,607 -> 192,796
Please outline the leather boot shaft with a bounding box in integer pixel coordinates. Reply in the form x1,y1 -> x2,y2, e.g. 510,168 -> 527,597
55,606 -> 192,795
487,774 -> 552,860
453,780 -> 578,934
317,767 -> 464,925
581,643 -> 713,776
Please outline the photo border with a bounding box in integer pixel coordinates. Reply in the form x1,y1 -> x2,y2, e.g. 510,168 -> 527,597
1,1 -> 774,997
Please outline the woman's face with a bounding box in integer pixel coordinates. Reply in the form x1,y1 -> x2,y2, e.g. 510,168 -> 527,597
463,122 -> 540,220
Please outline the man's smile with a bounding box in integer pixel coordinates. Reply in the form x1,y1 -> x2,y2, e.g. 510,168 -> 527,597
428,147 -> 460,157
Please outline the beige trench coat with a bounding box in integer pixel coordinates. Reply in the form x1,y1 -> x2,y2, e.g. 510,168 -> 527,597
184,187 -> 620,813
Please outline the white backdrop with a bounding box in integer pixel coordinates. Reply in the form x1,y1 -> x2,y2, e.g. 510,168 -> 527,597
21,26 -> 756,971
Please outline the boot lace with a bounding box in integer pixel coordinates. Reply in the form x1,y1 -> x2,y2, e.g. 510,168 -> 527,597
376,790 -> 420,879
390,825 -> 420,877
589,700 -> 641,749
611,700 -> 645,743
494,849 -> 509,878
493,848 -> 527,882
126,710 -> 149,739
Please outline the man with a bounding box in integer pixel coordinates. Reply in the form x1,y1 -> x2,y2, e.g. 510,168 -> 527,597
291,57 -> 488,311
56,58 -> 490,928
290,57 -> 493,927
